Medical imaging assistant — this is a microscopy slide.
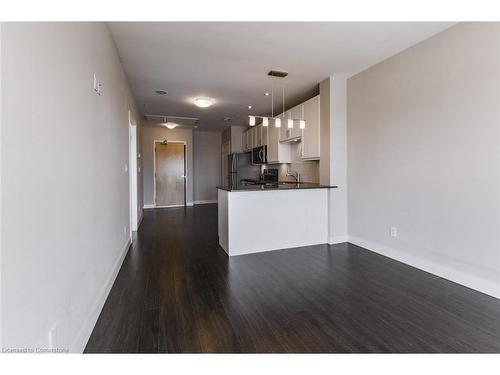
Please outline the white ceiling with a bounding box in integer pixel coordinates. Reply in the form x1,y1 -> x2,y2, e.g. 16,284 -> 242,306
109,22 -> 455,132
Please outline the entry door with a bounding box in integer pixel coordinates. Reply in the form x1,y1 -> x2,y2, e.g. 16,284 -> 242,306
155,143 -> 186,207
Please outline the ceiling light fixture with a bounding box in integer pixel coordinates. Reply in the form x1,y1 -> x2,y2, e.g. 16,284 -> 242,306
193,97 -> 214,108
164,122 -> 178,129
248,71 -> 305,130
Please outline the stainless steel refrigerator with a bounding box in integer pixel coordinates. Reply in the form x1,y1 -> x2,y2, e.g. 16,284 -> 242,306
227,152 -> 261,187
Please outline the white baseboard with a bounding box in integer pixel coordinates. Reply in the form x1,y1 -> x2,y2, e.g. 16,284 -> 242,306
348,236 -> 500,300
186,202 -> 194,207
328,235 -> 348,244
194,199 -> 218,205
143,204 -> 155,209
69,237 -> 132,353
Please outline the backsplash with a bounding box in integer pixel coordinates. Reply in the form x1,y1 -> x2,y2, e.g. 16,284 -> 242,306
262,141 -> 320,183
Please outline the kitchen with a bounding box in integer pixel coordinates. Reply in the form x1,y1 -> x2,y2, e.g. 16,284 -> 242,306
219,85 -> 337,256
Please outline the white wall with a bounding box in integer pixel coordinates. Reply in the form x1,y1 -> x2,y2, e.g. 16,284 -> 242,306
0,22 -> 3,350
1,22 -> 140,352
142,125 -> 194,207
193,131 -> 221,203
347,23 -> 500,298
330,76 -> 348,244
319,76 -> 348,244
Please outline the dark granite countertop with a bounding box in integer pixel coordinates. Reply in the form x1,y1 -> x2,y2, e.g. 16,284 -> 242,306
217,182 -> 338,192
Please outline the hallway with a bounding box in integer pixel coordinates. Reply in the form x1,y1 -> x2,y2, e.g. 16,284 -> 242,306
84,205 -> 500,353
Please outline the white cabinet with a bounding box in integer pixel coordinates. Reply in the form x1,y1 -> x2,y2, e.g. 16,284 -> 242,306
279,111 -> 290,142
290,105 -> 303,140
242,129 -> 252,151
301,95 -> 320,159
254,126 -> 261,147
267,119 -> 292,164
243,125 -> 267,150
280,106 -> 302,142
254,124 -> 268,147
250,127 -> 256,149
230,126 -> 244,153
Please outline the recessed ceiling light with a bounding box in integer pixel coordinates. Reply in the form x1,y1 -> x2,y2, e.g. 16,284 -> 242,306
264,92 -> 270,96
193,97 -> 214,108
248,105 -> 252,109
163,122 -> 178,129
155,90 -> 168,95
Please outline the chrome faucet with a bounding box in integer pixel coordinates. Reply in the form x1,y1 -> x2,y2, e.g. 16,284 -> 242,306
286,170 -> 300,183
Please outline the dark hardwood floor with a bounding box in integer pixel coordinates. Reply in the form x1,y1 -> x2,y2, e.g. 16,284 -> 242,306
85,204 -> 500,353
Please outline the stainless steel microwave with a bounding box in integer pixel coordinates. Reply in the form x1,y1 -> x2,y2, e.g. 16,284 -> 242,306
251,146 -> 267,165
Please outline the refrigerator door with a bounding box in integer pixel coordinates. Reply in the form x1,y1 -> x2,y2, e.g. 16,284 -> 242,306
227,153 -> 261,186
236,153 -> 260,183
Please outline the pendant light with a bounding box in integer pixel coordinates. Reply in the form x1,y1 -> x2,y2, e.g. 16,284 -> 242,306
275,86 -> 284,128
248,70 -> 305,130
264,80 -> 273,128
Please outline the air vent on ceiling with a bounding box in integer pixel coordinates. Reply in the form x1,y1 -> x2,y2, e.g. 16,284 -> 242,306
268,70 -> 288,78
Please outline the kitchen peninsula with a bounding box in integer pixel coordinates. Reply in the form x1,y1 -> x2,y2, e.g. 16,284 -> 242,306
217,183 -> 337,256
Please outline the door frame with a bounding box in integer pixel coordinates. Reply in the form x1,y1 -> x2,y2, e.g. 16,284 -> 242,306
128,111 -> 139,235
153,140 -> 187,208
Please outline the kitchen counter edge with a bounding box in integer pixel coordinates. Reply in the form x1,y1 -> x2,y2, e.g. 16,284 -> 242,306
216,184 -> 338,192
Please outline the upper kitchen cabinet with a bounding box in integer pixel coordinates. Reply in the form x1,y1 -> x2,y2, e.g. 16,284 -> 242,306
222,126 -> 245,153
242,128 -> 252,151
301,95 -> 320,159
242,124 -> 267,151
280,106 -> 302,142
230,126 -> 244,153
254,124 -> 268,147
279,111 -> 291,142
267,117 -> 292,164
